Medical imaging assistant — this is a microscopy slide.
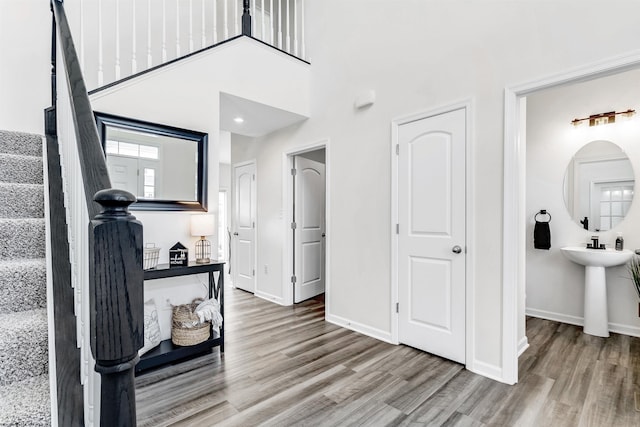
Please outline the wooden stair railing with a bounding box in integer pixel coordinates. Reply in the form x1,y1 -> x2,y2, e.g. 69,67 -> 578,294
47,0 -> 143,425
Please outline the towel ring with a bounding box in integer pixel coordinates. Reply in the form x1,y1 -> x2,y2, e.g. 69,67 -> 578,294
534,210 -> 551,222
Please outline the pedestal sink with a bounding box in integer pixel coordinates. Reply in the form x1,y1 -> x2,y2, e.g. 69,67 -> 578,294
560,246 -> 634,337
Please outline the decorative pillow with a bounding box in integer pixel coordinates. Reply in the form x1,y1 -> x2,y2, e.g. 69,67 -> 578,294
139,298 -> 161,356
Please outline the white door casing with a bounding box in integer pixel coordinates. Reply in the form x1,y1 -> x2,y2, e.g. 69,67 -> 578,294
293,156 -> 326,303
397,107 -> 466,364
233,162 -> 256,293
504,52 -> 640,385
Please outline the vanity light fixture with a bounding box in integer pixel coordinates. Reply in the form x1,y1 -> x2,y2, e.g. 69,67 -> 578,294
233,116 -> 244,124
571,109 -> 636,127
191,214 -> 215,264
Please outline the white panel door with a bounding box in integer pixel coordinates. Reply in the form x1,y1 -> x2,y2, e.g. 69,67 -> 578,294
293,156 -> 326,303
233,162 -> 256,293
106,156 -> 138,196
398,108 -> 466,364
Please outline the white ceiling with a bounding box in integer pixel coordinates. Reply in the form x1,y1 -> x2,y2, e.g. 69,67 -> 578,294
219,92 -> 308,138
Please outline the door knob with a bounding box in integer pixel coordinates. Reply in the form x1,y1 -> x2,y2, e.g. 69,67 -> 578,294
233,232 -> 239,236
452,245 -> 462,254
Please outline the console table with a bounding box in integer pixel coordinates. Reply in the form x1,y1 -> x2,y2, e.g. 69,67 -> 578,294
136,261 -> 225,374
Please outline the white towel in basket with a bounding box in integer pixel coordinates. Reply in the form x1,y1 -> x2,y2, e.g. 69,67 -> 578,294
194,298 -> 223,333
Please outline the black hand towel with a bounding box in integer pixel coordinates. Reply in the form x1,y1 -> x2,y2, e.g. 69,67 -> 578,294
534,221 -> 551,250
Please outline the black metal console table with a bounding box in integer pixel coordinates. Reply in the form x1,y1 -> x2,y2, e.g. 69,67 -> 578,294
136,261 -> 225,374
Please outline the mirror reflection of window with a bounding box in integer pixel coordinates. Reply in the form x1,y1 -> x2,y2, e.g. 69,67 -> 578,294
563,140 -> 635,231
105,127 -> 198,202
143,168 -> 155,199
597,182 -> 633,231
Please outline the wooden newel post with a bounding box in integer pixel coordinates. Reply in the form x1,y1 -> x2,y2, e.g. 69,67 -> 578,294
90,189 -> 144,427
242,0 -> 252,36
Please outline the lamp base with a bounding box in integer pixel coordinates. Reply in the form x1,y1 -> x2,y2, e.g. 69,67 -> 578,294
194,238 -> 211,265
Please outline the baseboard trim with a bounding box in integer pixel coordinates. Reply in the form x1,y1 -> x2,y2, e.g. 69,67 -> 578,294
517,336 -> 529,357
254,290 -> 286,306
325,313 -> 393,344
468,360 -> 506,384
526,307 -> 640,338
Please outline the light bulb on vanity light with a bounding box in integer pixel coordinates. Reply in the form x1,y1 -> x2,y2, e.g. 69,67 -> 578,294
190,214 -> 215,264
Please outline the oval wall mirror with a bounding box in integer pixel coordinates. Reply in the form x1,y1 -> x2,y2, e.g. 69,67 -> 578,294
563,140 -> 634,231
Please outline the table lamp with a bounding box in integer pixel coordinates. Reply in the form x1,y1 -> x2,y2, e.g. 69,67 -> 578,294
190,214 -> 215,264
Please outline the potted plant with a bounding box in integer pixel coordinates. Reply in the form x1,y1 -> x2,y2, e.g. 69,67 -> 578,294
627,256 -> 640,315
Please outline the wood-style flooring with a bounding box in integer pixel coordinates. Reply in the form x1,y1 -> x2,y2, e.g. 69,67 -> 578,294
136,286 -> 640,426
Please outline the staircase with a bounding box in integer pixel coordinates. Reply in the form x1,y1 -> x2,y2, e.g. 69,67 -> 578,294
0,130 -> 51,426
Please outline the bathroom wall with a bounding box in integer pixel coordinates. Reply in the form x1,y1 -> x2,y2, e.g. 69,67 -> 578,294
526,68 -> 640,336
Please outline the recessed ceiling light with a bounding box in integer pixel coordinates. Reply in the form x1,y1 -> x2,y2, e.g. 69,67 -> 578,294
234,117 -> 244,124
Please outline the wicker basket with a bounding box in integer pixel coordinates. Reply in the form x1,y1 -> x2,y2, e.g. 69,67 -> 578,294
171,298 -> 211,346
143,245 -> 160,270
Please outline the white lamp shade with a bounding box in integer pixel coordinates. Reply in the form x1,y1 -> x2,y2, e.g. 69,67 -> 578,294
190,214 -> 215,237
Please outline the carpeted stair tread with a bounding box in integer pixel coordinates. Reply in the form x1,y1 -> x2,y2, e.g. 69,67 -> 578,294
0,153 -> 43,185
0,130 -> 42,157
0,218 -> 45,259
0,374 -> 50,426
0,182 -> 44,218
0,259 -> 47,314
0,308 -> 48,386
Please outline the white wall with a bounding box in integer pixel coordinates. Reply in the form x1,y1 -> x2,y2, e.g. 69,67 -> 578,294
6,0 -> 640,383
0,0 -> 50,134
526,68 -> 640,336
230,0 -> 640,379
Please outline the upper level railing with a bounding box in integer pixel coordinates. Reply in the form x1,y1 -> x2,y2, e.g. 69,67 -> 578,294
63,0 -> 307,90
48,0 -> 144,425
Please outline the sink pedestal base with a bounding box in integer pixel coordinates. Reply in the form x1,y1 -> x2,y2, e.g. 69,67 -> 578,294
584,265 -> 609,337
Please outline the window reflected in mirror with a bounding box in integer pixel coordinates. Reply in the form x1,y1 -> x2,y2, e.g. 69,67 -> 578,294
96,113 -> 208,211
563,140 -> 634,231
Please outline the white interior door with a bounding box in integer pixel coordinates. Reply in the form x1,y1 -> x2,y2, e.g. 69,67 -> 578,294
398,108 -> 466,364
233,162 -> 256,293
106,156 -> 138,196
293,156 -> 326,303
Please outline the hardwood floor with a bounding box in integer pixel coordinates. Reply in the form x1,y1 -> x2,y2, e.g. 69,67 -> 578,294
136,286 -> 640,426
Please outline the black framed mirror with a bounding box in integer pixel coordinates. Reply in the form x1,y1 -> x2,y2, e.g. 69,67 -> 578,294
95,112 -> 208,211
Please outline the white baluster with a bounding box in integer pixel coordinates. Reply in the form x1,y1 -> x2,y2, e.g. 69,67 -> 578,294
270,0 -> 273,44
79,0 -> 85,73
189,0 -> 194,52
293,0 -> 298,56
176,0 -> 181,57
115,0 -> 121,79
213,0 -> 218,43
132,0 -> 137,73
147,0 -> 152,68
224,0 -> 229,40
234,0 -> 239,35
162,0 -> 167,62
278,0 -> 282,49
261,0 -> 265,41
251,0 -> 255,36
98,0 -> 103,86
286,0 -> 290,53
300,0 -> 305,59
201,0 -> 206,48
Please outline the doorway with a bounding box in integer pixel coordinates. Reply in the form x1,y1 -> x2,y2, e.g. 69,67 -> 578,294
232,160 -> 257,293
391,104 -> 471,365
503,54 -> 640,385
283,141 -> 329,306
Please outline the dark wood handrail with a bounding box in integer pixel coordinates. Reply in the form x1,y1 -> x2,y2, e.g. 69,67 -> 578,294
51,0 -> 111,219
49,1 -> 143,425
